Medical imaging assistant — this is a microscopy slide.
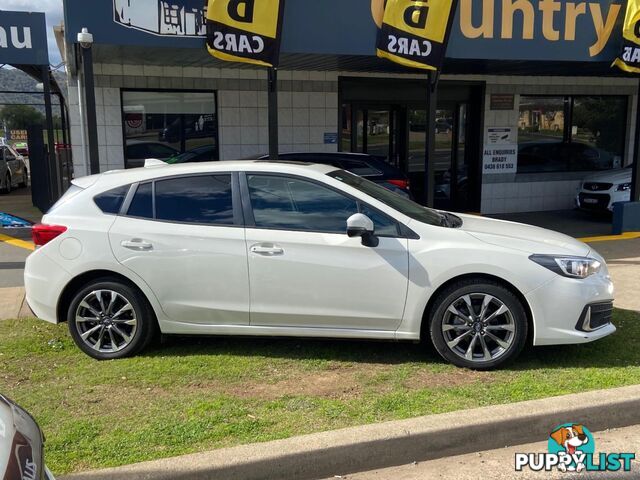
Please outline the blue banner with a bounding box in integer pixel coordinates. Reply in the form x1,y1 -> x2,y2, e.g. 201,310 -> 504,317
0,11 -> 49,66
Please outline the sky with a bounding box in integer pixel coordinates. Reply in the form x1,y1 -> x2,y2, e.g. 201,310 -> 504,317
4,0 -> 64,65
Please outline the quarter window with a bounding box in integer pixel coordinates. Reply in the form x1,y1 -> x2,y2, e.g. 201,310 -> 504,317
94,185 -> 130,214
155,175 -> 234,225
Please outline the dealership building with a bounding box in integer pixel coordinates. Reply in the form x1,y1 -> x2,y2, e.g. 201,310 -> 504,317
57,0 -> 639,214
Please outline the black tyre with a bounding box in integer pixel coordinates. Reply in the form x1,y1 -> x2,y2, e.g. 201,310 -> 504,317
429,279 -> 528,370
18,170 -> 27,188
67,278 -> 157,360
2,174 -> 11,194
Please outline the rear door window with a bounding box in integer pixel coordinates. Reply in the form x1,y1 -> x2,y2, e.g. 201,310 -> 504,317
155,175 -> 234,225
127,182 -> 153,219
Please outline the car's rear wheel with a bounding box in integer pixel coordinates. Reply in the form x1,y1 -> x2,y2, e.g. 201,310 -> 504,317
429,279 -> 528,370
67,278 -> 157,360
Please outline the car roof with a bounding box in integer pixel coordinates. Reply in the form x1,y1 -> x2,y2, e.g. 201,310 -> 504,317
78,160 -> 338,189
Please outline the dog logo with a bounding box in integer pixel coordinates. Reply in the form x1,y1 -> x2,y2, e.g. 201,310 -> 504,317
548,423 -> 594,472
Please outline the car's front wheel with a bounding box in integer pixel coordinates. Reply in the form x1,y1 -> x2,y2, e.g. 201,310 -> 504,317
429,279 -> 528,370
18,169 -> 27,188
2,174 -> 11,194
67,278 -> 157,360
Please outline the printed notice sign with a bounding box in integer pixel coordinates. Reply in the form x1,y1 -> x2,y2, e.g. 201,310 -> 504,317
486,127 -> 514,145
483,146 -> 517,174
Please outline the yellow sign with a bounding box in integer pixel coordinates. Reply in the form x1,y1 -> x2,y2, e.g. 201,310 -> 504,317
613,0 -> 640,73
376,0 -> 456,70
206,0 -> 285,68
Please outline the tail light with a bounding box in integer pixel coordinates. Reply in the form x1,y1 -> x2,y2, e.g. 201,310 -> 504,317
388,179 -> 410,190
32,224 -> 67,246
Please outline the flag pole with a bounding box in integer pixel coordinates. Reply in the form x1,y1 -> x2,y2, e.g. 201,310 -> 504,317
268,67 -> 279,160
424,0 -> 457,207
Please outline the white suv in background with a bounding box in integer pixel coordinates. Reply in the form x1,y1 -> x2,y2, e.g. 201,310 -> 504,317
24,161 -> 615,369
576,167 -> 632,212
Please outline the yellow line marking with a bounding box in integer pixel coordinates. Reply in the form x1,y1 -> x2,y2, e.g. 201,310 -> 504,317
578,232 -> 640,243
0,233 -> 35,251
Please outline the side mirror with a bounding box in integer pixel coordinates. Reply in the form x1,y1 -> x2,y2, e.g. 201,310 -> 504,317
346,213 -> 379,247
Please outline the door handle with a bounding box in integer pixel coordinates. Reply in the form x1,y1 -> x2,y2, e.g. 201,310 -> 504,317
121,239 -> 153,251
250,243 -> 284,256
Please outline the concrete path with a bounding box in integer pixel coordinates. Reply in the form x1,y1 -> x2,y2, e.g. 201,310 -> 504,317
336,425 -> 640,480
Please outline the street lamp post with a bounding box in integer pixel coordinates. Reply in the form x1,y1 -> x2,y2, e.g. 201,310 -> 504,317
77,28 -> 100,175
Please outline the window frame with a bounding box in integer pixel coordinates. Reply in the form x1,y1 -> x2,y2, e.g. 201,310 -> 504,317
120,88 -> 220,169
118,172 -> 243,227
238,171 -> 412,238
517,94 -> 628,174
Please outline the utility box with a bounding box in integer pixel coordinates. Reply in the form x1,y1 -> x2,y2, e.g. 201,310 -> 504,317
612,201 -> 640,234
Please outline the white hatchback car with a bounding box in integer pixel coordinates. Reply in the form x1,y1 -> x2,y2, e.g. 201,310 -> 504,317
24,161 -> 615,369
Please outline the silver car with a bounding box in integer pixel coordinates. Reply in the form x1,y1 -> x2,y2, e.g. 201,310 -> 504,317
0,145 -> 28,194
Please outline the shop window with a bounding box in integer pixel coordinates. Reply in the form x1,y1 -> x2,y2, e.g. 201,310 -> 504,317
122,90 -> 218,169
518,96 -> 626,173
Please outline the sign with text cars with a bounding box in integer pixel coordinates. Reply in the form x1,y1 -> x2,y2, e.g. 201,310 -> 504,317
0,11 -> 48,65
206,0 -> 285,67
612,0 -> 640,73
375,0 -> 456,70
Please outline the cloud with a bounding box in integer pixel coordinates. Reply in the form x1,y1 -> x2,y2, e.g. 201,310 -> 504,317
3,0 -> 64,65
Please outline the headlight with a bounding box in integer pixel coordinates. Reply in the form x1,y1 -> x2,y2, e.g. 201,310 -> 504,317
616,182 -> 631,191
529,254 -> 601,279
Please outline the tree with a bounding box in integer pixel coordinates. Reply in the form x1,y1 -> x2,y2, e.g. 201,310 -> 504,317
0,105 -> 44,130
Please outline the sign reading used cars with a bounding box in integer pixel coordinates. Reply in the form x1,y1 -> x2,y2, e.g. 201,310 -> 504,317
206,0 -> 285,67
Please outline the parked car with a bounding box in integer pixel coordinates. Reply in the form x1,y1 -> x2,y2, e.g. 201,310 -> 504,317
256,152 -> 411,197
125,140 -> 180,168
576,167 -> 632,213
0,145 -> 28,194
518,141 -> 616,173
165,145 -> 218,164
13,142 -> 29,157
0,394 -> 55,479
25,161 -> 614,369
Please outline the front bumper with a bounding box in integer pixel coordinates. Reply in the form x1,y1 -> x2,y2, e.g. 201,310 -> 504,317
575,189 -> 630,212
526,271 -> 615,346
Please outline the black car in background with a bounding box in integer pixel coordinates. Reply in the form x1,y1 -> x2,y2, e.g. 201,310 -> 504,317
0,394 -> 55,479
257,152 -> 411,197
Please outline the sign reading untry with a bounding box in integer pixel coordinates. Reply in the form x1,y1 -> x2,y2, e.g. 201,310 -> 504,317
376,0 -> 455,70
206,0 -> 285,67
612,0 -> 640,73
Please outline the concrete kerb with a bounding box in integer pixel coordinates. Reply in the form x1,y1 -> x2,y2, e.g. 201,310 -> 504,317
62,384 -> 640,480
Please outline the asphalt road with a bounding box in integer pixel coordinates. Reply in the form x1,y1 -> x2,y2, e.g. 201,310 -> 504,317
331,425 -> 640,479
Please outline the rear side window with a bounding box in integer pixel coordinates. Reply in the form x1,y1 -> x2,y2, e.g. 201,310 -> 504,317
155,175 -> 234,225
94,185 -> 130,214
127,183 -> 153,218
339,159 -> 381,176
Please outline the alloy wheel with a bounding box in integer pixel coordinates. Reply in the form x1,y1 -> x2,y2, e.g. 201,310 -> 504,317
441,293 -> 515,363
74,290 -> 138,353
